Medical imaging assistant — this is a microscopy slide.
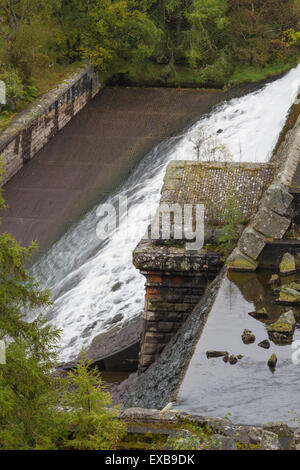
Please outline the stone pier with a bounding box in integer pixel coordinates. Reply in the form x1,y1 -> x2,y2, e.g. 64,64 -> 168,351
134,160 -> 278,372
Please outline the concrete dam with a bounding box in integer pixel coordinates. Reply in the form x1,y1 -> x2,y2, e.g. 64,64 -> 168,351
1,64 -> 300,423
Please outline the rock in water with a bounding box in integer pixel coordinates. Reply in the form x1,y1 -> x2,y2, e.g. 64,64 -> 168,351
279,285 -> 300,305
248,308 -> 269,321
229,355 -> 238,365
268,274 -> 279,285
258,340 -> 270,349
267,353 -> 277,369
206,350 -> 228,359
280,253 -> 296,276
268,310 -> 296,344
242,329 -> 255,344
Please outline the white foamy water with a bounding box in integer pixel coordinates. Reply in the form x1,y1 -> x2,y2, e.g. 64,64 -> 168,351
30,65 -> 300,363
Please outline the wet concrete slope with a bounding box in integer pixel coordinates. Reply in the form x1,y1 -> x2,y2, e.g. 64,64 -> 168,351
0,87 -> 222,254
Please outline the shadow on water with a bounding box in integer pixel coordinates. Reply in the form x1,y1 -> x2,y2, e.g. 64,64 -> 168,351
174,269 -> 300,425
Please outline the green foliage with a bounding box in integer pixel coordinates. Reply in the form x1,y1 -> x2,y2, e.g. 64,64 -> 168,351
0,167 -> 124,450
1,0 -> 300,92
217,191 -> 243,256
58,355 -> 126,450
0,68 -> 23,109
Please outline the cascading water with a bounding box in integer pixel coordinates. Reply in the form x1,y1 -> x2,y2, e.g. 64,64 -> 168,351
30,65 -> 300,363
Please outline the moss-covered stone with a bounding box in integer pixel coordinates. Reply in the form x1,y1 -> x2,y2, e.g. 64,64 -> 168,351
268,310 -> 296,344
227,248 -> 259,272
267,354 -> 278,369
280,252 -> 296,275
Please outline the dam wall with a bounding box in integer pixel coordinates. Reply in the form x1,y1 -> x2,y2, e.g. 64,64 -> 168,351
0,65 -> 101,185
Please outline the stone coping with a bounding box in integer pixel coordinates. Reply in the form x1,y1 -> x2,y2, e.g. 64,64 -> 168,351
160,160 -> 278,225
0,64 -> 97,152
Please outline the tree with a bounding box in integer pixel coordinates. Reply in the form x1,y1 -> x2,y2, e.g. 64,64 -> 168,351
227,0 -> 300,66
0,167 -> 126,449
58,356 -> 126,450
55,0 -> 161,76
0,0 -> 61,79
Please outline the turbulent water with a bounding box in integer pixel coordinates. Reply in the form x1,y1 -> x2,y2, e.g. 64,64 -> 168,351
30,65 -> 300,363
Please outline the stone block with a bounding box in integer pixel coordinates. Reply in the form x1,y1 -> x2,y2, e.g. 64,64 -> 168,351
263,184 -> 293,216
227,248 -> 259,272
253,207 -> 290,239
239,227 -> 267,260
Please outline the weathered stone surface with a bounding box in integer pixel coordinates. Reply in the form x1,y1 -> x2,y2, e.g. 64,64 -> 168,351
248,427 -> 263,445
206,350 -> 228,359
242,329 -> 256,344
229,354 -> 238,365
280,253 -> 296,275
268,274 -> 279,285
268,310 -> 296,344
248,308 -> 269,321
253,207 -> 290,239
227,248 -> 259,272
267,353 -> 278,369
263,184 -> 294,216
239,227 -> 267,260
263,421 -> 293,438
260,430 -> 280,450
258,340 -> 270,349
279,286 -> 300,304
0,65 -> 101,186
207,435 -> 237,450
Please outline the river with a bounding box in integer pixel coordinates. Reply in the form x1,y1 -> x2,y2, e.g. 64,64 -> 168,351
30,65 -> 300,364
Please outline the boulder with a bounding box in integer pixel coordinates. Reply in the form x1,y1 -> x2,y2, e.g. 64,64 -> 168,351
227,248 -> 259,272
229,355 -> 238,365
268,310 -> 296,344
263,184 -> 293,217
206,350 -> 228,359
248,427 -> 263,445
258,340 -> 270,349
268,274 -> 279,285
280,253 -> 296,276
260,430 -> 280,450
207,434 -> 237,451
263,422 -> 293,438
267,353 -> 277,369
242,329 -> 256,344
253,207 -> 290,239
239,228 -> 267,260
248,308 -> 269,321
278,286 -> 300,305
222,354 -> 229,363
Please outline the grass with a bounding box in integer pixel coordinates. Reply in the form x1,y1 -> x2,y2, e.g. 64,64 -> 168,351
0,61 -> 84,132
107,57 -> 299,90
228,61 -> 297,87
31,61 -> 85,97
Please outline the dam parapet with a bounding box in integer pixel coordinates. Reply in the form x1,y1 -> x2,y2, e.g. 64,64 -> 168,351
0,64 -> 101,186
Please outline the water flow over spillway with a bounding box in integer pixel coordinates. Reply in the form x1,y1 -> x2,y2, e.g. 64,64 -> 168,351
30,66 -> 300,363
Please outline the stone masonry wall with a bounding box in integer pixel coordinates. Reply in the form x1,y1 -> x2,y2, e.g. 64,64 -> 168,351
133,242 -> 222,372
227,114 -> 300,272
134,161 -> 277,372
0,64 -> 101,186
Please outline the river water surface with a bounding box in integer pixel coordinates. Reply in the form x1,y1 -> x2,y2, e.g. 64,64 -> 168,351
30,65 -> 300,364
